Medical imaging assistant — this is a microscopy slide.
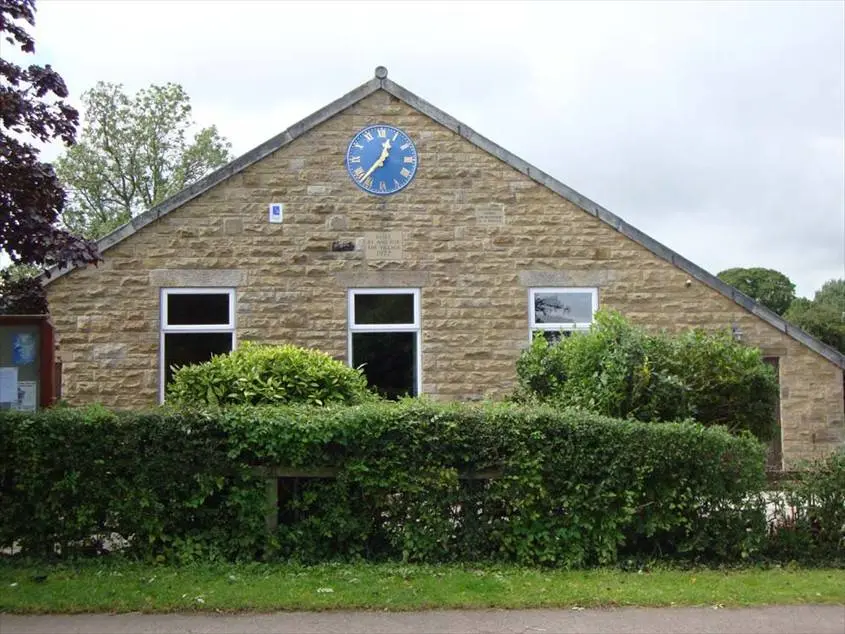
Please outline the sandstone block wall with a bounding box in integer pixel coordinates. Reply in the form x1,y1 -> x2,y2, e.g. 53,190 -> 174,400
45,90 -> 844,467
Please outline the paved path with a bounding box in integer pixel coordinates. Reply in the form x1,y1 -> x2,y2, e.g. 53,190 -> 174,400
2,605 -> 844,633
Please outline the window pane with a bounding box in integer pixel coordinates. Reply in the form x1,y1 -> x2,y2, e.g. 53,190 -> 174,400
167,293 -> 230,326
352,332 -> 417,399
164,332 -> 233,387
534,292 -> 593,325
354,293 -> 415,325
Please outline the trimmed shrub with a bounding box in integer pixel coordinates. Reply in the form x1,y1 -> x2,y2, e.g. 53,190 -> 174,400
0,401 -> 766,565
766,451 -> 845,563
166,341 -> 375,407
515,311 -> 779,440
0,405 -> 266,561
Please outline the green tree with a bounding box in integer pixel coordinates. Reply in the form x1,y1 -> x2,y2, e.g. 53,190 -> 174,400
813,278 -> 845,308
54,82 -> 232,239
717,267 -> 796,316
785,279 -> 845,353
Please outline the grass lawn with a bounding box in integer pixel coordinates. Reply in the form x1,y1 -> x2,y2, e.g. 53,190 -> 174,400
1,561 -> 843,613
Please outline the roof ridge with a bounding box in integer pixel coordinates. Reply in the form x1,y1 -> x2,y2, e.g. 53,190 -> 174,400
41,68 -> 845,369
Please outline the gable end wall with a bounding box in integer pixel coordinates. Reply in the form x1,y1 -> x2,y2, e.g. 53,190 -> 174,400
46,90 -> 844,466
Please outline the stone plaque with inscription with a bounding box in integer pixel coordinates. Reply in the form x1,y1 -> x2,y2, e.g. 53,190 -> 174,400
364,231 -> 404,260
476,204 -> 506,226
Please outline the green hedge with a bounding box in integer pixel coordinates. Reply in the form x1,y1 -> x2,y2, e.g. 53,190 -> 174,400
1,402 -> 767,565
0,405 -> 266,561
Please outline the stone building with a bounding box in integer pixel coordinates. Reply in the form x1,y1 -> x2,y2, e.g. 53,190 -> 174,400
43,67 -> 844,467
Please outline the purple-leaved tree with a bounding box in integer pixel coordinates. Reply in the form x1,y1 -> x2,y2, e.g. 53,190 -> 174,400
1,0 -> 99,313
1,0 -> 99,272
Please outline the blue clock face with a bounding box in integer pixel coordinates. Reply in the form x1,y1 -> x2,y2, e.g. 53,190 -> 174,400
345,124 -> 418,195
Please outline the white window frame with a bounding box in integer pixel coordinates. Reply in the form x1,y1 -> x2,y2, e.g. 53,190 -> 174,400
159,288 -> 236,402
348,288 -> 422,396
529,287 -> 598,342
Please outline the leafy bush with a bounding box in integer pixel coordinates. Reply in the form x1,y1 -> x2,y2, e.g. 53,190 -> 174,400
166,342 -> 375,407
766,451 -> 845,563
515,311 -> 778,440
0,405 -> 266,561
0,401 -> 767,566
0,265 -> 47,315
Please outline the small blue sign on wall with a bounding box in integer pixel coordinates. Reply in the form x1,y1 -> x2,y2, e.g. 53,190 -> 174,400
13,333 -> 36,365
269,203 -> 284,224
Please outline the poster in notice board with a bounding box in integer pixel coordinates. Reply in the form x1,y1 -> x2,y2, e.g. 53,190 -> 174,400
13,381 -> 37,411
0,366 -> 18,403
13,333 -> 37,365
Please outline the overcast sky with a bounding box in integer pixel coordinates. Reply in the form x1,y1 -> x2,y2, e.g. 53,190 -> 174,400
13,0 -> 845,297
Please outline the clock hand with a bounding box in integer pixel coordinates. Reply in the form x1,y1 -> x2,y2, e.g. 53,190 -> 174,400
360,139 -> 392,182
360,161 -> 381,183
